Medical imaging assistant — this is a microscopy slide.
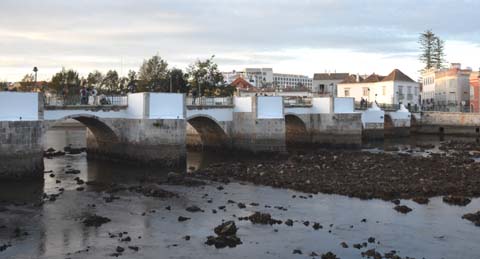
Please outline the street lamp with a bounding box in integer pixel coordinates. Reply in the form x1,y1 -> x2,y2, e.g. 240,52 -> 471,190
33,67 -> 38,91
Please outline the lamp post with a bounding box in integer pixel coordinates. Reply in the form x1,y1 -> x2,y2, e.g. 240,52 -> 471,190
33,67 -> 38,91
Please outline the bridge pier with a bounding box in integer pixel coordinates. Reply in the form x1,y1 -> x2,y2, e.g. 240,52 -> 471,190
231,96 -> 286,153
85,118 -> 186,167
0,121 -> 44,180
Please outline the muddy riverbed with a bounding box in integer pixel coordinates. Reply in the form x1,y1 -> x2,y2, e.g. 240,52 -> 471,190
1,128 -> 480,259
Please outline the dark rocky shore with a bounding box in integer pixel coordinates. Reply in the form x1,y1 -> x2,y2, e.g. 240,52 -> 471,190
196,141 -> 480,202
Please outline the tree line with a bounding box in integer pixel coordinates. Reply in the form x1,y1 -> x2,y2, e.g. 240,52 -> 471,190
14,55 -> 236,97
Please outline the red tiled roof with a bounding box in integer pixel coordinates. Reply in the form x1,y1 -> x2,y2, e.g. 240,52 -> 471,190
340,75 -> 364,83
339,69 -> 415,84
363,73 -> 385,83
230,77 -> 255,89
381,69 -> 415,83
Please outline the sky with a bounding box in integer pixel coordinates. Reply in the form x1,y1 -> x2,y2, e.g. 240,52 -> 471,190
1,0 -> 479,82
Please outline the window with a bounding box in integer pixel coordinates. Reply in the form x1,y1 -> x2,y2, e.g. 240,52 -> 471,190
398,85 -> 403,94
407,86 -> 412,95
344,88 -> 350,97
382,86 -> 386,96
319,84 -> 325,93
362,87 -> 369,96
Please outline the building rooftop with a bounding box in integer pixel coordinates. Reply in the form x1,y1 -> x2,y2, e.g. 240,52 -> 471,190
382,69 -> 415,83
313,73 -> 349,81
339,69 -> 415,84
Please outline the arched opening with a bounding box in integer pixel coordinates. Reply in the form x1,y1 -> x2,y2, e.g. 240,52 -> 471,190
186,116 -> 229,151
44,115 -> 118,158
384,114 -> 394,130
285,114 -> 309,147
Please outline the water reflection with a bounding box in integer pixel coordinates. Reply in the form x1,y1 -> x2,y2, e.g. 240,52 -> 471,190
0,127 -> 480,259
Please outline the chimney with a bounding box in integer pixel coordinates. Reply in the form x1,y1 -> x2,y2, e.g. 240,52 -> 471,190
356,73 -> 360,82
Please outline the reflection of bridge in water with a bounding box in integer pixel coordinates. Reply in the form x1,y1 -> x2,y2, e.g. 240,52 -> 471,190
1,92 -> 421,180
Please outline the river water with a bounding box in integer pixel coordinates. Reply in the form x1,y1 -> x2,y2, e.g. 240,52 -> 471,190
0,128 -> 479,259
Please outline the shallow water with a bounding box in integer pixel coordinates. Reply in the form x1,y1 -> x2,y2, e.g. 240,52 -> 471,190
0,128 -> 480,259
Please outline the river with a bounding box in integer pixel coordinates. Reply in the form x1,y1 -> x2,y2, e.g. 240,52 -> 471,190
0,127 -> 479,259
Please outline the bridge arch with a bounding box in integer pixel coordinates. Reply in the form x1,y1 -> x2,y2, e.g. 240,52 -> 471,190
186,114 -> 229,150
384,114 -> 394,131
284,114 -> 309,147
43,114 -> 120,155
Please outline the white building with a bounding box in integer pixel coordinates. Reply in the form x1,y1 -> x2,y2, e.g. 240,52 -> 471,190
421,63 -> 472,112
337,69 -> 420,109
223,68 -> 312,89
273,73 -> 312,89
312,73 -> 350,96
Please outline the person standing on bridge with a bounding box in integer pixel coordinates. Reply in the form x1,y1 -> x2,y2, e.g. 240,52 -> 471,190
192,88 -> 198,105
90,88 -> 98,105
80,87 -> 87,105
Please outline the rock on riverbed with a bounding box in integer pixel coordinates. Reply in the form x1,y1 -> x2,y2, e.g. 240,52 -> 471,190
205,221 -> 242,249
196,149 -> 480,201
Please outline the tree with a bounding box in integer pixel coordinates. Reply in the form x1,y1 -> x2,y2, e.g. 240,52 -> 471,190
187,55 -> 225,97
138,55 -> 169,92
419,30 -> 446,71
87,70 -> 104,88
419,30 -> 436,70
432,37 -> 446,69
126,70 -> 137,93
49,68 -> 80,94
168,68 -> 189,93
18,73 -> 35,91
0,82 -> 7,91
101,70 -> 120,94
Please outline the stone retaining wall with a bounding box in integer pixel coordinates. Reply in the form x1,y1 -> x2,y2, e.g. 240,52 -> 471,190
0,121 -> 44,180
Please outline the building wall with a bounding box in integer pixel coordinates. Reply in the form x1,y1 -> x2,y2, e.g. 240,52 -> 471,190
312,79 -> 344,95
337,81 -> 420,106
273,73 -> 313,89
421,65 -> 472,112
470,72 -> 480,112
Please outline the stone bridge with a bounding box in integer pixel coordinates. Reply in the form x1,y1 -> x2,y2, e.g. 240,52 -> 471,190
0,92 -> 370,180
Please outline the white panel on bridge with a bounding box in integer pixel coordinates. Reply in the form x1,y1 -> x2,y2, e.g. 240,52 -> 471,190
126,93 -> 146,118
361,105 -> 385,127
0,92 -> 39,121
257,96 -> 283,119
149,93 -> 185,119
233,97 -> 252,113
311,97 -> 331,114
334,98 -> 354,113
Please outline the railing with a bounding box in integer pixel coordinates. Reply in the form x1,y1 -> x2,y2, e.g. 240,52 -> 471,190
355,102 -> 420,112
186,96 -> 233,106
283,97 -> 312,107
45,95 -> 128,107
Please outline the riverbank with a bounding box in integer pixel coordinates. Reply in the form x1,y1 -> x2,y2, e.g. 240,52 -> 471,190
196,141 -> 480,202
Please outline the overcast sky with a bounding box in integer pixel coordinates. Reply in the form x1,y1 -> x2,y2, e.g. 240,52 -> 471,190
1,0 -> 479,81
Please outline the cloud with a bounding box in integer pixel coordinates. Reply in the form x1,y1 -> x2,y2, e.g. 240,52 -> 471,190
0,0 -> 479,80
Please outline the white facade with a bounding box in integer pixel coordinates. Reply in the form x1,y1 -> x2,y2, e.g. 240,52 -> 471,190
273,73 -> 312,89
421,63 -> 472,112
312,73 -> 350,96
223,68 -> 312,89
338,80 -> 420,107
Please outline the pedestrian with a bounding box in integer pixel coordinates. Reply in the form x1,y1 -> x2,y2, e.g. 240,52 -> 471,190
91,88 -> 98,105
63,88 -> 69,105
80,87 -> 87,104
192,88 -> 198,105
